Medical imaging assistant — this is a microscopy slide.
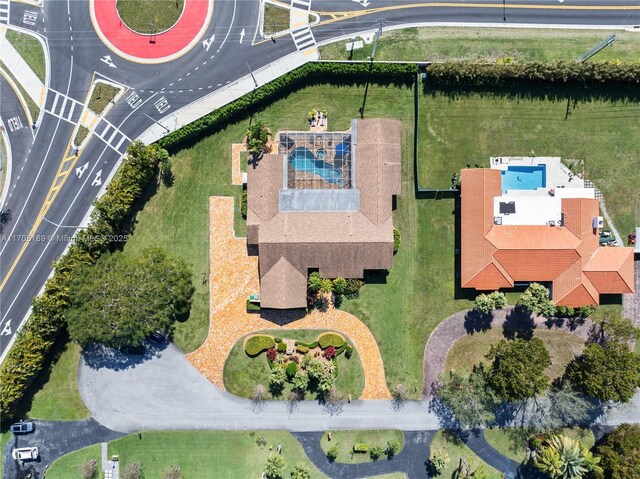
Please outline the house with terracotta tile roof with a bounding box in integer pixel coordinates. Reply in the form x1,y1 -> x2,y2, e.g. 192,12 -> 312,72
246,119 -> 401,309
460,157 -> 634,306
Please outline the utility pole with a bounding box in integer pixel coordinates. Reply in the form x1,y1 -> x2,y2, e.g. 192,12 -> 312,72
246,61 -> 258,89
370,21 -> 384,61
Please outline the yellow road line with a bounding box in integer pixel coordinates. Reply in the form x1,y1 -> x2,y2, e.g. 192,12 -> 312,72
0,142 -> 84,292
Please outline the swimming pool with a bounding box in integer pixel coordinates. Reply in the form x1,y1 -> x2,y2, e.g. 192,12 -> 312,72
501,164 -> 546,191
289,147 -> 344,186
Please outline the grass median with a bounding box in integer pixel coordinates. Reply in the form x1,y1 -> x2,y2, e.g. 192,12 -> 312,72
5,29 -> 46,83
320,27 -> 640,63
263,2 -> 290,35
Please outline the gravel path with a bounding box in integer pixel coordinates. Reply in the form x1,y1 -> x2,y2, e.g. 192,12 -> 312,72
422,307 -> 593,398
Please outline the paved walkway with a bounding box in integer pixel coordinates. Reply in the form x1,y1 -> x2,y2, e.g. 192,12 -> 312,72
622,257 -> 639,330
294,431 -> 434,479
186,196 -> 391,399
1,418 -> 123,479
102,441 -> 120,479
422,307 -> 593,398
0,26 -> 46,106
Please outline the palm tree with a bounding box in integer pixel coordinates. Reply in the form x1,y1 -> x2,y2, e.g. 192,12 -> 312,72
534,435 -> 602,479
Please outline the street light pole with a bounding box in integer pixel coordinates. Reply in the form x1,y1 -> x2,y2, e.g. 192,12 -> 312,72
370,22 -> 384,61
246,61 -> 258,89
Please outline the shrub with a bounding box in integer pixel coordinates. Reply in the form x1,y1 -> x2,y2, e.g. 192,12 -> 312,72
319,278 -> 333,294
308,272 -> 324,293
429,449 -> 450,476
265,453 -> 286,479
245,335 -> 275,356
327,445 -> 339,462
80,459 -> 98,479
296,345 -> 309,354
324,346 -> 337,360
344,278 -> 364,296
274,337 -> 283,343
240,188 -> 247,218
332,277 -> 347,295
270,367 -> 287,389
292,370 -> 309,391
246,300 -> 261,312
577,305 -> 597,318
163,465 -> 183,479
318,333 -> 344,349
290,463 -> 311,479
595,424 -> 640,479
245,123 -> 270,155
369,445 -> 385,461
345,345 -> 353,359
123,463 -> 143,479
266,348 -> 278,362
517,282 -> 556,317
393,227 -> 401,254
386,440 -> 401,458
353,442 -> 369,453
285,361 -> 298,380
295,340 -> 318,349
277,342 -> 287,353
474,291 -> 506,314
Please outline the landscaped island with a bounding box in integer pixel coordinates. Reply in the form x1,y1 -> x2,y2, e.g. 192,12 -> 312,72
224,330 -> 364,400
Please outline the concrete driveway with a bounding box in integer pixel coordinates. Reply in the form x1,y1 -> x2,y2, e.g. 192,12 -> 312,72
78,343 -> 441,433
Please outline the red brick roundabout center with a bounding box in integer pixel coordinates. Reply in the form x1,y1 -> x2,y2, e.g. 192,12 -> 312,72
90,0 -> 213,62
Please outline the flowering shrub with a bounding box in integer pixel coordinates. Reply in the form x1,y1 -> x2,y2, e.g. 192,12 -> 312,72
266,348 -> 277,362
324,346 -> 336,360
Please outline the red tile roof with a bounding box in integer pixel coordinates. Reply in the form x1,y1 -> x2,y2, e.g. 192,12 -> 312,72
461,168 -> 635,306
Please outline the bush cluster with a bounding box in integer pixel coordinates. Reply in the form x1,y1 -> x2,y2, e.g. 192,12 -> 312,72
0,142 -> 162,418
353,442 -> 369,453
245,335 -> 276,357
318,333 -> 345,349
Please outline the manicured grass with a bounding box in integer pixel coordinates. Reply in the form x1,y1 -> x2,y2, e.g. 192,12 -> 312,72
44,444 -> 101,478
263,2 -> 290,35
419,87 -> 640,238
121,83 -> 416,354
224,329 -> 365,400
444,327 -> 585,380
484,427 -> 595,464
320,430 -> 404,464
107,431 -> 327,478
320,27 -> 640,63
74,125 -> 90,147
0,60 -> 40,123
430,430 -> 503,479
5,29 -> 46,83
116,0 -> 184,34
27,341 -> 90,420
88,83 -> 120,116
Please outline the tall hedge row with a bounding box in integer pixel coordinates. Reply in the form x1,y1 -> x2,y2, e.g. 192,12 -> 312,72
0,141 -> 161,417
424,61 -> 640,87
156,62 -> 417,150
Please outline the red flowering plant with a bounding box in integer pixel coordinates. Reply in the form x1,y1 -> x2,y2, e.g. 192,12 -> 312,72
324,346 -> 336,360
266,348 -> 277,362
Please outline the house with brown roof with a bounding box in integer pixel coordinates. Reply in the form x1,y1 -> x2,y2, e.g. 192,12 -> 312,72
246,118 -> 401,309
460,157 -> 634,306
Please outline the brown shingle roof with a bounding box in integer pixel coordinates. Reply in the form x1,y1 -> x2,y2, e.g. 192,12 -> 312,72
247,119 -> 401,309
461,168 -> 635,305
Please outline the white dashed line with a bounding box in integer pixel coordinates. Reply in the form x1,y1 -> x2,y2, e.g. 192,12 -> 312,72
202,61 -> 207,65
178,78 -> 182,81
217,83 -> 221,86
169,82 -> 174,87
194,67 -> 198,71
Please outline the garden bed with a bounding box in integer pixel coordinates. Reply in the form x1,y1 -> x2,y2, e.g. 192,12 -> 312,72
224,329 -> 364,400
320,430 -> 404,464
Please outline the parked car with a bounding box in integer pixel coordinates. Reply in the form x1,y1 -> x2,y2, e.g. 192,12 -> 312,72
11,447 -> 39,461
10,421 -> 34,434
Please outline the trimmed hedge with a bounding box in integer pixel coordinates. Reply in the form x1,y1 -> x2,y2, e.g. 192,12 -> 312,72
156,62 -> 416,150
277,342 -> 287,353
424,61 -> 640,88
296,345 -> 309,354
318,333 -> 345,349
245,335 -> 275,357
353,443 -> 369,453
0,142 -> 162,418
295,340 -> 318,349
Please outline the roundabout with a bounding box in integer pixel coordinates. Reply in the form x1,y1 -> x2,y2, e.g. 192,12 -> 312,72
90,0 -> 213,63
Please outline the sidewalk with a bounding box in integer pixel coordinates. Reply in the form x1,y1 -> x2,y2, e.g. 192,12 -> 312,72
137,48 -> 318,145
0,26 -> 45,105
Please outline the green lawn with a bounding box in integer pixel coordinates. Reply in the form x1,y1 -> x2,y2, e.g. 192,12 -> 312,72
444,327 -> 585,380
320,27 -> 640,63
88,83 -> 120,116
419,86 -> 640,237
0,431 -> 13,478
5,29 -> 46,83
26,341 -> 90,420
263,2 -> 290,35
430,430 -> 503,479
44,444 -> 101,479
116,0 -> 184,34
224,329 -> 365,400
484,427 -> 595,464
106,431 -> 327,478
320,430 -> 404,464
0,60 -> 40,123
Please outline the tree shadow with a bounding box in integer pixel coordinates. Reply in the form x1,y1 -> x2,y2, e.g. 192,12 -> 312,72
503,308 -> 536,340
464,310 -> 494,334
82,341 -> 169,371
0,208 -> 11,234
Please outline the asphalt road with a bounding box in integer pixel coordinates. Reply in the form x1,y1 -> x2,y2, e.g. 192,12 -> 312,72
1,0 -> 639,362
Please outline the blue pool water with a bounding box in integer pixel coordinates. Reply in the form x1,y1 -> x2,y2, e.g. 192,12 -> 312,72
501,164 -> 546,191
289,147 -> 344,185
